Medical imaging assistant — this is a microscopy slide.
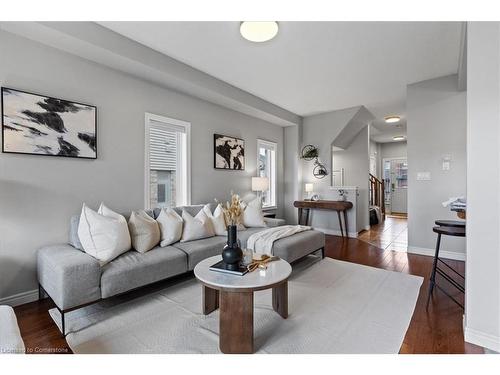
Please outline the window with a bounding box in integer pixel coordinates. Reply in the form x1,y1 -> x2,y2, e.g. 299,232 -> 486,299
257,139 -> 277,208
145,113 -> 190,209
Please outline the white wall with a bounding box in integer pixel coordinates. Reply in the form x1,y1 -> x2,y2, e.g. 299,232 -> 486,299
0,30 -> 284,301
283,124 -> 302,224
406,75 -> 466,258
464,22 -> 500,352
332,126 -> 370,232
380,141 -> 407,160
369,140 -> 382,178
301,107 -> 369,235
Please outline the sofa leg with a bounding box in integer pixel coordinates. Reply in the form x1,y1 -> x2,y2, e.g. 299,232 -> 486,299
38,283 -> 44,300
321,247 -> 325,259
56,307 -> 66,337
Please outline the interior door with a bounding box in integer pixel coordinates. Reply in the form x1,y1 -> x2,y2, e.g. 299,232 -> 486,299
390,158 -> 408,213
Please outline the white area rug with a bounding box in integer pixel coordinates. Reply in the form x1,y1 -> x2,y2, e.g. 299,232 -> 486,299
50,257 -> 423,354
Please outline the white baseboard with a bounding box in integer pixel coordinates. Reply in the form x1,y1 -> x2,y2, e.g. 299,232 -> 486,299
465,326 -> 500,352
0,289 -> 38,307
407,246 -> 466,261
314,227 -> 358,238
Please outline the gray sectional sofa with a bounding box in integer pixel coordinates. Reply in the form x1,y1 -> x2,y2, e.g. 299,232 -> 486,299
37,204 -> 325,335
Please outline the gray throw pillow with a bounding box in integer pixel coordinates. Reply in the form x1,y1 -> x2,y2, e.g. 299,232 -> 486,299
68,215 -> 84,251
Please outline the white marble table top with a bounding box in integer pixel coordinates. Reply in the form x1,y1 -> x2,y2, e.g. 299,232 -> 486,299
194,255 -> 292,291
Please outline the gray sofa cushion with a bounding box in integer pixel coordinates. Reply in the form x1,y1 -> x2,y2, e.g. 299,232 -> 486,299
272,230 -> 325,263
173,236 -> 227,270
100,246 -> 188,298
37,244 -> 101,310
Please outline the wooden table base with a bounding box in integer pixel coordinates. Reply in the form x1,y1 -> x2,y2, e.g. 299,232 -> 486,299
202,281 -> 289,354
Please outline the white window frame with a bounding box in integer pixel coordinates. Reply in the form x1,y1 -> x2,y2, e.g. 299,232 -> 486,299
257,139 -> 277,210
144,112 -> 191,209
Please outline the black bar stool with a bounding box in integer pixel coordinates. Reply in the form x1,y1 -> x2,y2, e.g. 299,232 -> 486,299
426,223 -> 466,309
435,220 -> 465,228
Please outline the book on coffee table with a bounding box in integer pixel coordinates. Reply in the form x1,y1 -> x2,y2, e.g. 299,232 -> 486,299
209,260 -> 249,276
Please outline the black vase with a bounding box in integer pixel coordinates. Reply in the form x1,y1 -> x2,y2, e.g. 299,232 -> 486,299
222,224 -> 243,271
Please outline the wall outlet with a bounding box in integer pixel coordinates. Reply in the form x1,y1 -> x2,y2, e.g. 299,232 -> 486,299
417,172 -> 431,181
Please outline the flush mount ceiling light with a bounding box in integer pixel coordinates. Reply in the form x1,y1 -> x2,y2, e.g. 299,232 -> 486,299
384,116 -> 401,124
393,136 -> 406,141
240,22 -> 279,42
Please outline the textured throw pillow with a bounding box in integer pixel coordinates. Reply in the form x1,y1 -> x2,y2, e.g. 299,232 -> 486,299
128,210 -> 161,253
157,208 -> 183,247
68,215 -> 84,251
77,203 -> 132,265
242,198 -> 267,228
203,204 -> 227,236
181,209 -> 215,242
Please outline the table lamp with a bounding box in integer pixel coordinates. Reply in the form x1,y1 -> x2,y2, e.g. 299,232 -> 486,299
252,177 -> 269,203
305,183 -> 314,200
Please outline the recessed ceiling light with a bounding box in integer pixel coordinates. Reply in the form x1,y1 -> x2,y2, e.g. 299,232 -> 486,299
393,136 -> 406,141
240,22 -> 279,43
385,116 -> 401,124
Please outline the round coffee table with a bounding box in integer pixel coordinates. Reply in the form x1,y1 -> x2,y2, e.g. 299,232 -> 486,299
194,255 -> 292,354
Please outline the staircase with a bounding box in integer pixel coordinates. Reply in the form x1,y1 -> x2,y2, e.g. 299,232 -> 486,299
369,173 -> 385,221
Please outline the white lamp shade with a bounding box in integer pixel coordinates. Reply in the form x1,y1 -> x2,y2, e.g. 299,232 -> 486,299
252,177 -> 269,191
305,183 -> 314,193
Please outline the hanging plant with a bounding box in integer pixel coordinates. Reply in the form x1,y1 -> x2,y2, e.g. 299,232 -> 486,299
301,145 -> 319,161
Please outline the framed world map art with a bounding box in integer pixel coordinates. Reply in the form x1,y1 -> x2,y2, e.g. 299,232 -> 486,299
1,87 -> 97,159
214,133 -> 245,170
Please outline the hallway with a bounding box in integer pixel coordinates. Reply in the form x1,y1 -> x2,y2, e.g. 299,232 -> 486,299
358,216 -> 408,252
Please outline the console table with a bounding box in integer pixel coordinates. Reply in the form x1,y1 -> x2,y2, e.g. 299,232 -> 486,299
293,200 -> 353,237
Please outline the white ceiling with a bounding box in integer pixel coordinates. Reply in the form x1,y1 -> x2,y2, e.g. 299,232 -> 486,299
99,21 -> 462,140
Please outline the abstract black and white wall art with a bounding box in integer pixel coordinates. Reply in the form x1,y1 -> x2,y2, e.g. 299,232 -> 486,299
214,134 -> 245,170
1,87 -> 97,159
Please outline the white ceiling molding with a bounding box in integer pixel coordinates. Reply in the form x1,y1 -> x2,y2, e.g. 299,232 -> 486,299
0,22 -> 301,127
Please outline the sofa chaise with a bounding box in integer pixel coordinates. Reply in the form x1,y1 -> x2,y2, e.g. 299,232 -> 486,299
37,204 -> 325,335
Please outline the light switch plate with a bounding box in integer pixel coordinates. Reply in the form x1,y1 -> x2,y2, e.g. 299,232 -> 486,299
417,172 -> 431,181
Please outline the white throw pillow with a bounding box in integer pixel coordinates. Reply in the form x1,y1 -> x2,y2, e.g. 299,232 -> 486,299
181,209 -> 215,242
242,198 -> 267,228
203,204 -> 227,236
77,203 -> 131,265
128,210 -> 160,253
157,208 -> 183,247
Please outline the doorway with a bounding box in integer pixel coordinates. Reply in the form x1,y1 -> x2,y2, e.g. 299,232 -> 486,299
383,157 -> 408,215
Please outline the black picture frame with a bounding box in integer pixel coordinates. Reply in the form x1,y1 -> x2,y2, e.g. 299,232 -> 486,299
1,86 -> 98,159
213,133 -> 245,170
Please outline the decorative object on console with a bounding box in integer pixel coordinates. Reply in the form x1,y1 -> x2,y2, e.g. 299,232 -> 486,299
220,193 -> 245,270
214,133 -> 245,170
338,189 -> 348,201
300,144 -> 328,179
1,87 -> 97,159
311,194 -> 320,201
251,176 -> 269,204
304,183 -> 314,200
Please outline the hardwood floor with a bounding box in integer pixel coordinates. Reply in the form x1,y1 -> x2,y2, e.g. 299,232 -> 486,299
14,234 -> 482,354
358,216 -> 408,252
